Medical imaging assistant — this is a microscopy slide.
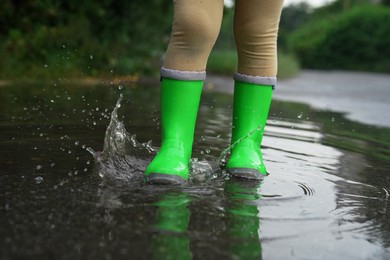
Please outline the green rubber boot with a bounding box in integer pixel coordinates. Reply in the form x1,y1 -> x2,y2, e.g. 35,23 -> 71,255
145,78 -> 203,185
226,81 -> 273,180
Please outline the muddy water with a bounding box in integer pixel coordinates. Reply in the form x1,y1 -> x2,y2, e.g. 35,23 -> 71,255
1,83 -> 389,259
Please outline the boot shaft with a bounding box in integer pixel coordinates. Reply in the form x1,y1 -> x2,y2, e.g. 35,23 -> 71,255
231,81 -> 273,146
160,78 -> 203,160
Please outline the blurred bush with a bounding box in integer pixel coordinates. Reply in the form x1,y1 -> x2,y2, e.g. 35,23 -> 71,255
4,0 -> 389,79
207,49 -> 299,79
289,4 -> 390,72
0,0 -> 172,78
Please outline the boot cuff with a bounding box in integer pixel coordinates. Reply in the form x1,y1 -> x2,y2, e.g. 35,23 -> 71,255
161,67 -> 206,81
234,72 -> 276,87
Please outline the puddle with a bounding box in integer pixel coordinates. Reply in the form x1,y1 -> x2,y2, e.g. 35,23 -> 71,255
1,82 -> 389,259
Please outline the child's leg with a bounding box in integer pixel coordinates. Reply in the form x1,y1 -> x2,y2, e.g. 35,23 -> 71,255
227,0 -> 284,179
164,0 -> 224,72
145,0 -> 224,184
234,0 -> 284,77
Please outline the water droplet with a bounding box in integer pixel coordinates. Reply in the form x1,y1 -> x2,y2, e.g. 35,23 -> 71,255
50,163 -> 55,167
90,55 -> 93,60
34,176 -> 43,184
297,112 -> 303,119
144,140 -> 156,153
36,165 -> 42,170
44,64 -> 48,68
75,141 -> 79,145
118,85 -> 123,90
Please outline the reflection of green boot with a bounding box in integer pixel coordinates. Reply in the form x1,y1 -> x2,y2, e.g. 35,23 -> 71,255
226,79 -> 273,179
145,73 -> 203,184
225,179 -> 262,259
152,193 -> 191,260
153,193 -> 191,232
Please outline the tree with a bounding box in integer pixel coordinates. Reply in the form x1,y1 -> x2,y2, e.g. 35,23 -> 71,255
289,5 -> 390,72
279,3 -> 311,50
382,0 -> 390,5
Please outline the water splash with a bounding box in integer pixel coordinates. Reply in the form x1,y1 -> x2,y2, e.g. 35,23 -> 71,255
87,96 -> 280,186
189,157 -> 220,183
191,125 -> 266,183
87,95 -> 220,184
217,125 -> 263,167
87,94 -> 157,183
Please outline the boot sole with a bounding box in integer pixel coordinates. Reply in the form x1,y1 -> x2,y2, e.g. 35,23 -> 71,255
146,173 -> 186,185
227,168 -> 265,180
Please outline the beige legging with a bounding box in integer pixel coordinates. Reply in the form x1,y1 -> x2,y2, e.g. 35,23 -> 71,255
163,0 -> 284,78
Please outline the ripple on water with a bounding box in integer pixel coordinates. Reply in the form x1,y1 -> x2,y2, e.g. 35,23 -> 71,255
89,94 -> 389,259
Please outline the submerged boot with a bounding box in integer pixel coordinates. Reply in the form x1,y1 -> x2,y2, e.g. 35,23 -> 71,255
226,78 -> 273,180
145,72 -> 203,185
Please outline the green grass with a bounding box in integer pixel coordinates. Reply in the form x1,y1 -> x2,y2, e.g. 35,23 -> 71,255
207,49 -> 300,79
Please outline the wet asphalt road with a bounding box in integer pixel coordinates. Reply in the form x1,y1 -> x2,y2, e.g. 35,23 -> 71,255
205,70 -> 390,128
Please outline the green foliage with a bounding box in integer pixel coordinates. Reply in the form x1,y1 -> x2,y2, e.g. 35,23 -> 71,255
278,3 -> 312,50
277,52 -> 300,79
207,50 -> 237,75
0,0 -> 172,79
288,18 -> 333,69
312,0 -> 372,18
207,49 -> 299,79
289,4 -> 390,72
214,7 -> 235,50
